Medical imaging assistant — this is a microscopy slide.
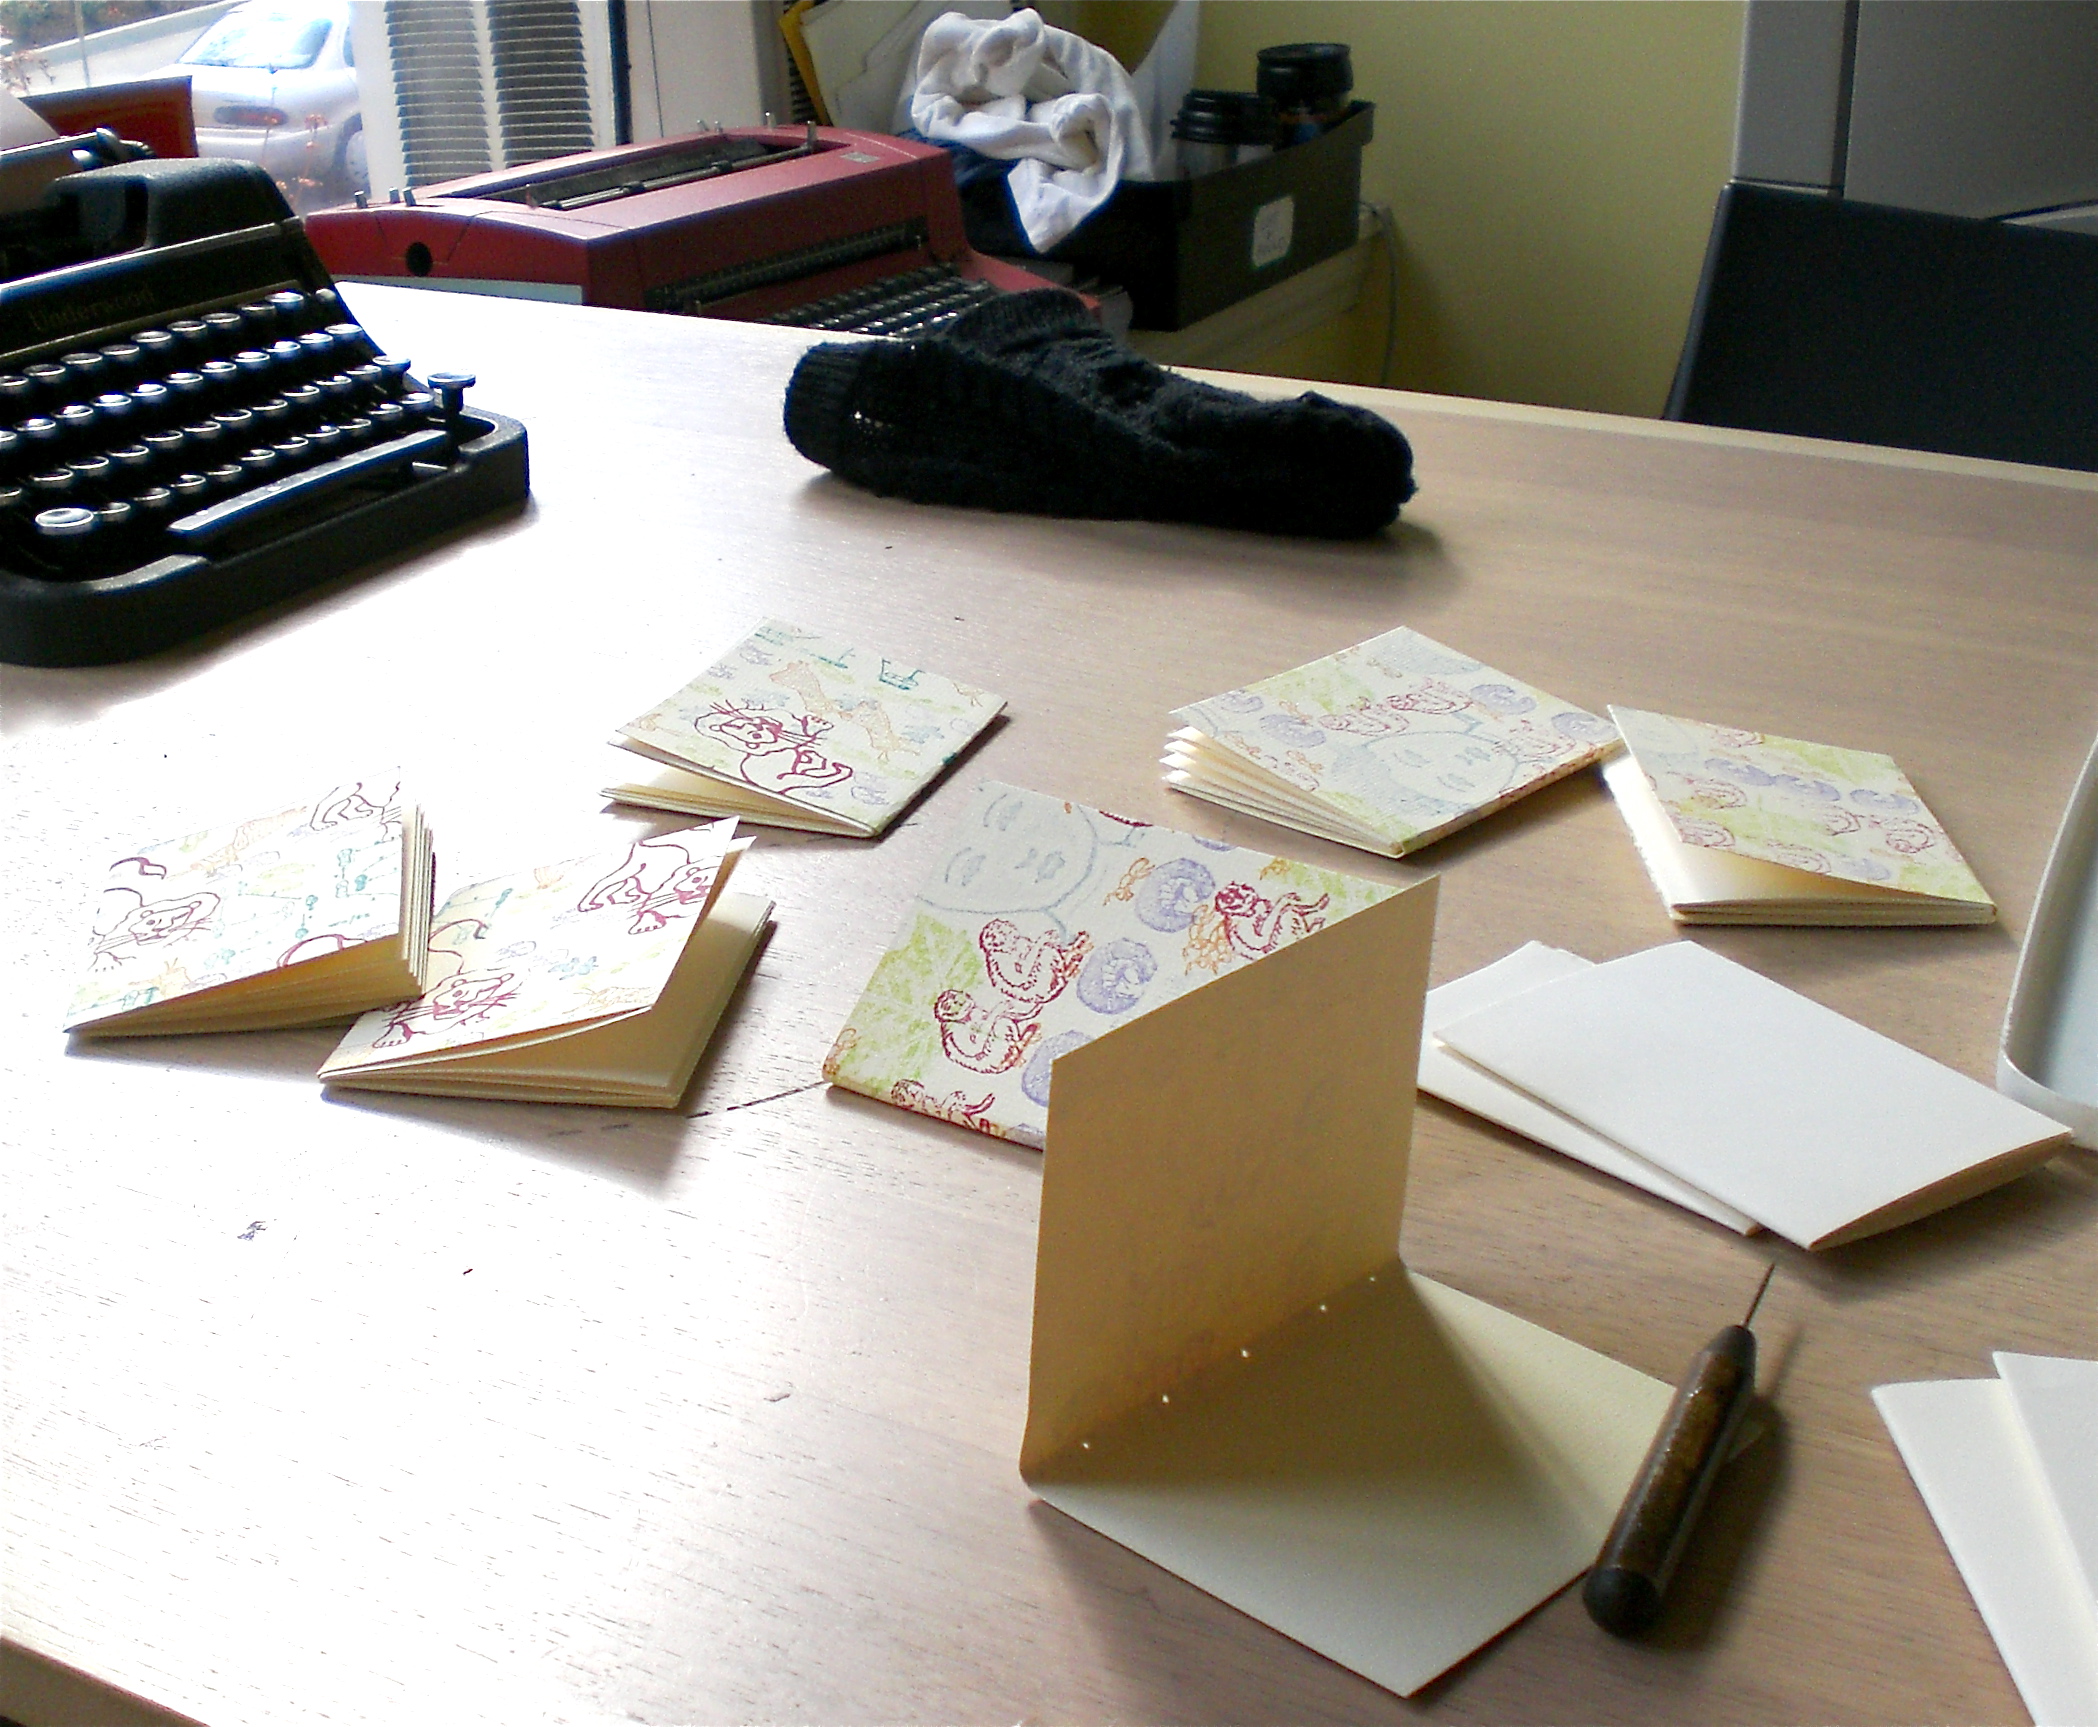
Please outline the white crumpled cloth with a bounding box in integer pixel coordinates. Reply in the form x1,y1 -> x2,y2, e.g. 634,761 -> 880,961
907,7 -> 1154,252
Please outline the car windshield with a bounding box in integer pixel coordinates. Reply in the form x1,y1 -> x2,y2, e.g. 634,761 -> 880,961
181,8 -> 332,70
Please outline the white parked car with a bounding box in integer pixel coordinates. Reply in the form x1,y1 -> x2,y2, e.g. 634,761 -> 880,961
166,0 -> 365,197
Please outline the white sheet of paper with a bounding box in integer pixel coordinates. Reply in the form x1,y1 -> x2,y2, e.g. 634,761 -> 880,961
1419,944 -> 1757,1234
1997,1353 -> 2098,1618
1875,1378 -> 2098,1727
1434,942 -> 2069,1249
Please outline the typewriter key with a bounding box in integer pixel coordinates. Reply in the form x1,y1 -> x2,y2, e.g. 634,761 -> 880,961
35,505 -> 96,538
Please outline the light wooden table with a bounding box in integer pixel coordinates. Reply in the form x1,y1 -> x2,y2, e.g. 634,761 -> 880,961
4,285 -> 2095,1727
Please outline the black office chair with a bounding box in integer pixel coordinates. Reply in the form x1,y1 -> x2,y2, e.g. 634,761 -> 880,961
1665,182 -> 2098,472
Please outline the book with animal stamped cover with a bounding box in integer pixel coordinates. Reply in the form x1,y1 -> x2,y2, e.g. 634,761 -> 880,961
1604,707 -> 1994,925
607,618 -> 1005,837
320,822 -> 770,1108
1163,625 -> 1618,857
65,775 -> 434,1037
824,782 -> 1403,1146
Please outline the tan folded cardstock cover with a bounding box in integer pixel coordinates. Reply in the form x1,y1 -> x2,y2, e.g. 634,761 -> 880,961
1021,876 -> 1674,1697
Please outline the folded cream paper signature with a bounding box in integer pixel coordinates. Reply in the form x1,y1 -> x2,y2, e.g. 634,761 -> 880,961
1019,873 -> 1675,1697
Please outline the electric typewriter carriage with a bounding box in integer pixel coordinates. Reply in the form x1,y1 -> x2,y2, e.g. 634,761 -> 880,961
303,124 -> 1073,336
0,155 -> 527,667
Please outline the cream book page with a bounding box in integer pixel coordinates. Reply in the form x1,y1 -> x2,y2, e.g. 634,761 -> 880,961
1434,942 -> 2070,1249
66,776 -> 418,1033
1996,1353 -> 2098,1616
1167,625 -> 1618,854
1876,1377 -> 2098,1727
1608,707 -> 1993,915
1024,880 -> 1673,1698
823,782 -> 1403,1147
611,618 -> 1005,835
1419,943 -> 1758,1234
322,824 -> 737,1077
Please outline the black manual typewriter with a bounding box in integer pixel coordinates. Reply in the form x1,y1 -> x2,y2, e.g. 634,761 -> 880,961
0,146 -> 527,667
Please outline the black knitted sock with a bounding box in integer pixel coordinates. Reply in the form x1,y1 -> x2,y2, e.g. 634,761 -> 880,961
782,289 -> 1416,538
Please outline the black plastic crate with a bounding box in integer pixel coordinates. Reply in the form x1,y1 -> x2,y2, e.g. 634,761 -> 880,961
1053,102 -> 1373,330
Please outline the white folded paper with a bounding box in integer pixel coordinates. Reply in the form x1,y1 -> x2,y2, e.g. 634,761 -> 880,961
1876,1360 -> 2098,1727
1418,943 -> 1757,1234
1431,942 -> 2069,1249
1996,1353 -> 2098,1618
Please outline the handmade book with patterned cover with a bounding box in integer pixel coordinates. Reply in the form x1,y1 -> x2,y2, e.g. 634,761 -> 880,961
320,823 -> 768,1107
1162,625 -> 1617,857
1604,706 -> 1994,925
65,775 -> 433,1037
607,618 -> 1005,837
822,782 -> 1402,1146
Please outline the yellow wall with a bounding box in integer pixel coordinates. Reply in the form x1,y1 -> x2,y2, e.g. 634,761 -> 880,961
1192,2 -> 1745,416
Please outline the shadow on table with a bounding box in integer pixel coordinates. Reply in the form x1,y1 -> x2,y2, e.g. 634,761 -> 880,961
0,1643 -> 203,1727
1812,1149 -> 2098,1294
62,1024 -> 338,1082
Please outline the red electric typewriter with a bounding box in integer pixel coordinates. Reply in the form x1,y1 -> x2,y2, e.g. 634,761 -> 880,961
305,124 -> 1075,337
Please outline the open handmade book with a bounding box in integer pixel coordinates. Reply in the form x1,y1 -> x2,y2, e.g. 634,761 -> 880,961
65,775 -> 433,1037
1163,625 -> 1618,857
320,822 -> 768,1107
1016,865 -> 1677,1697
1604,707 -> 1994,925
607,618 -> 1005,837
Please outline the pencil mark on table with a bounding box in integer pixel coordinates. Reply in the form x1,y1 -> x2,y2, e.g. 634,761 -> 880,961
690,1079 -> 825,1120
